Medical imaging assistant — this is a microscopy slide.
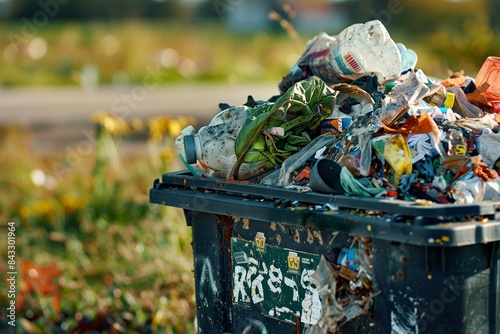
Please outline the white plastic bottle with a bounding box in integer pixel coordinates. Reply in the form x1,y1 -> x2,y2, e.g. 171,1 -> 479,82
321,20 -> 403,83
280,20 -> 409,91
175,105 -> 269,180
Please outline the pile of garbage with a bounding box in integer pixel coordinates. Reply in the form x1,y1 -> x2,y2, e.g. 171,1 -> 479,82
306,236 -> 377,333
175,19 -> 500,205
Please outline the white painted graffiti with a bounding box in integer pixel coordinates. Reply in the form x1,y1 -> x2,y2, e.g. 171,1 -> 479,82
267,264 -> 282,293
233,255 -> 320,324
284,277 -> 299,302
301,269 -> 316,292
251,274 -> 265,304
198,257 -> 218,300
234,265 -> 250,303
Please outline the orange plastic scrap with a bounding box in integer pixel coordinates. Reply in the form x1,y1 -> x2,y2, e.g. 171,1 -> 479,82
19,260 -> 62,316
295,166 -> 311,181
380,113 -> 441,146
441,70 -> 467,88
471,155 -> 499,181
466,89 -> 491,109
481,90 -> 500,107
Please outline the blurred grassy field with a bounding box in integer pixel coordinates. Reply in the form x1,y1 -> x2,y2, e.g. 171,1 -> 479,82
1,17 -> 499,88
0,115 -> 199,333
0,20 -> 303,87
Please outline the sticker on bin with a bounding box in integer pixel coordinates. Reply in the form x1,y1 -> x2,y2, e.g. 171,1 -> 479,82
287,251 -> 300,274
231,238 -> 321,325
254,232 -> 266,252
233,251 -> 248,264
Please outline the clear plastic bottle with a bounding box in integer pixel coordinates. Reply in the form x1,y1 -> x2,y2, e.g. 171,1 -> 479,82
175,105 -> 269,180
474,56 -> 500,112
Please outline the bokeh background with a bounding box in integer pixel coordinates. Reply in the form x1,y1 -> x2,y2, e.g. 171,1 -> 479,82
0,0 -> 499,333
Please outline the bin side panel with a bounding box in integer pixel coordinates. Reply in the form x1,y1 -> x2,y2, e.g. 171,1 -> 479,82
185,208 -> 500,333
490,242 -> 500,334
228,217 -> 376,334
372,240 -> 500,334
188,210 -> 230,333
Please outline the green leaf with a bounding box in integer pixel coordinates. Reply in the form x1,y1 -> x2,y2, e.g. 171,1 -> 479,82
230,76 -> 337,179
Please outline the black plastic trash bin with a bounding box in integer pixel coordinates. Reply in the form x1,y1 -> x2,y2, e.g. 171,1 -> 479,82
149,171 -> 500,334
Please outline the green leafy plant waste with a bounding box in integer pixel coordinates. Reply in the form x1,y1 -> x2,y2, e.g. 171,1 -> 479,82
231,76 -> 337,179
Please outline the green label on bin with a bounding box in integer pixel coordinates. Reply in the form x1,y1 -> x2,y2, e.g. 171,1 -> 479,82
231,237 -> 322,325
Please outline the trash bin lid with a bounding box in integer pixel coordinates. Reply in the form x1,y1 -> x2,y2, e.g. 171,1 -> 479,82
150,171 -> 500,247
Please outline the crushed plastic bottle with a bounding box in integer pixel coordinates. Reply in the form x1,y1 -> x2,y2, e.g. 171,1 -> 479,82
279,20 -> 417,93
175,105 -> 263,179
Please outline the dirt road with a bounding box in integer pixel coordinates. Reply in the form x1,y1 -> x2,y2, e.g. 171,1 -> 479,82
0,83 -> 278,154
0,83 -> 278,125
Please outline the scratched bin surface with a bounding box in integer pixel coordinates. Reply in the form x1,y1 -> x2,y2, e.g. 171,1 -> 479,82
149,171 -> 500,334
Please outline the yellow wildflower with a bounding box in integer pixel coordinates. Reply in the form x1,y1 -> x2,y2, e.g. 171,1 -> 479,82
148,115 -> 197,142
61,195 -> 86,214
91,112 -> 134,136
33,199 -> 57,222
20,205 -> 31,219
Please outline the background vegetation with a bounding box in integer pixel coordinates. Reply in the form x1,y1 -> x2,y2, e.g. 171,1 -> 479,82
1,0 -> 500,87
0,114 -> 198,332
1,0 -> 499,332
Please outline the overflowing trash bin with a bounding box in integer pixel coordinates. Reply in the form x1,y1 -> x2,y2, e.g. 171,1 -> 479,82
150,19 -> 500,333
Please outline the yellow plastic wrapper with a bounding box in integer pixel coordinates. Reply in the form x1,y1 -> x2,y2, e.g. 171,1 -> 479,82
371,134 -> 412,187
